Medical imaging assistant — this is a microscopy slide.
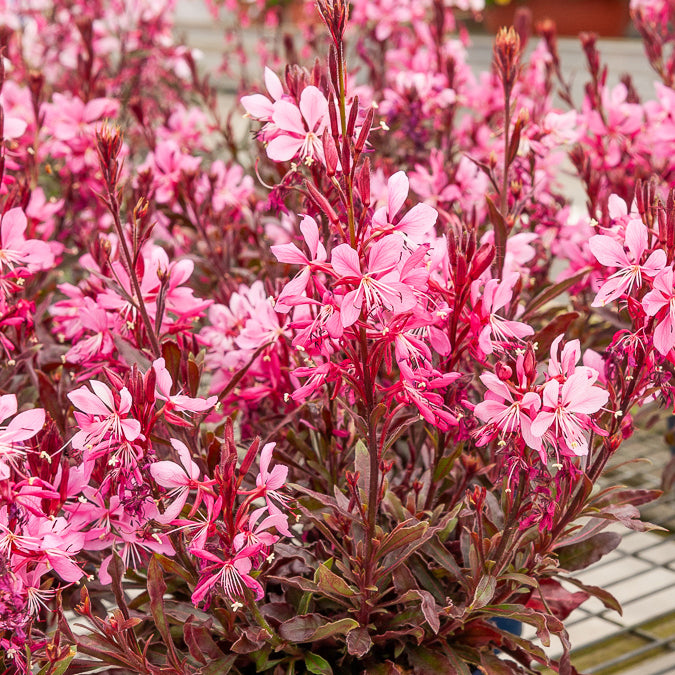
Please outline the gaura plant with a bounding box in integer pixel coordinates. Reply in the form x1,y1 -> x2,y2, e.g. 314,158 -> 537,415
1,0 -> 674,673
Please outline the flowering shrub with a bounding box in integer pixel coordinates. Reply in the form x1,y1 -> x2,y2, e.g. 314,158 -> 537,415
1,0 -> 675,673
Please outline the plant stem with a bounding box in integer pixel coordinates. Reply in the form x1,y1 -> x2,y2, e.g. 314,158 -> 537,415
103,179 -> 162,360
496,82 -> 511,278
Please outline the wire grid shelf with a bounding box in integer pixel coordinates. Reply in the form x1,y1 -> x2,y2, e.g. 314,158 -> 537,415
544,423 -> 675,674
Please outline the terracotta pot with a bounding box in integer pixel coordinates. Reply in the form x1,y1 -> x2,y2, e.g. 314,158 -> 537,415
484,0 -> 631,37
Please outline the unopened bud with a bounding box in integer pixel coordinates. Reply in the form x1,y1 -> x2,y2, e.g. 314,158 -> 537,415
494,27 -> 521,89
495,362 -> 512,381
469,242 -> 495,281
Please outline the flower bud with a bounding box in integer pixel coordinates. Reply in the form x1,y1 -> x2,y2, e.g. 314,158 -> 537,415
495,362 -> 512,381
493,27 -> 521,90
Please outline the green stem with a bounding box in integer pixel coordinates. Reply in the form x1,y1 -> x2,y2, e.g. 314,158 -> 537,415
105,187 -> 162,359
496,83 -> 511,278
245,587 -> 283,648
337,44 -> 357,248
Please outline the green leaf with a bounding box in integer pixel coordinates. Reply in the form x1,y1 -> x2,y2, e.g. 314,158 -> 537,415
479,652 -> 519,674
36,370 -> 65,432
314,562 -> 357,598
346,627 -> 373,657
154,552 -> 197,585
522,268 -> 591,318
486,195 -> 507,275
471,575 -> 496,610
184,615 -> 228,661
483,604 -> 563,648
443,646 -> 473,675
354,439 -> 369,495
306,652 -> 333,675
555,531 -> 621,572
109,551 -> 130,620
36,646 -> 76,675
529,311 -> 579,355
589,504 -> 667,532
377,520 -> 429,560
433,444 -> 463,482
148,556 -> 172,648
278,615 -> 358,643
561,576 -> 622,615
200,656 -> 237,674
422,536 -> 467,589
591,487 -> 662,509
398,589 -> 441,634
408,646 -> 463,675
310,617 -> 359,642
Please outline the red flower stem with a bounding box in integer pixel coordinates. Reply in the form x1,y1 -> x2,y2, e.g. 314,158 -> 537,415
332,21 -> 380,624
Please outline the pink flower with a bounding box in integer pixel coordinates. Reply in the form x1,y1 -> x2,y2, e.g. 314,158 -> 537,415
291,295 -> 344,354
68,381 -> 141,451
643,267 -> 675,355
590,217 -> 666,306
64,298 -> 115,366
396,361 -> 460,431
530,370 -> 608,457
332,236 -> 417,327
150,439 -> 205,523
474,373 -> 541,451
0,208 -> 54,274
271,215 -> 327,311
371,171 -> 438,240
548,335 -> 583,379
233,507 -> 290,550
266,86 -> 328,164
291,362 -> 335,402
138,139 -> 202,204
23,517 -> 86,583
42,93 -> 119,143
153,358 -> 217,414
471,273 -> 534,355
0,395 -> 45,477
191,544 -> 264,605
98,529 -> 174,585
241,67 -> 285,122
255,443 -> 289,516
